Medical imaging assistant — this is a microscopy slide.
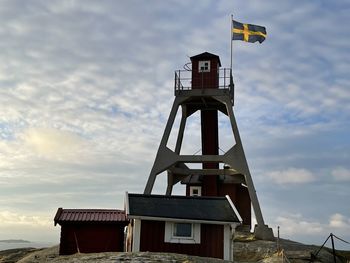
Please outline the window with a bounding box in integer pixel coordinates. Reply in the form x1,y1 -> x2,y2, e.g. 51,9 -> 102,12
173,223 -> 192,238
198,60 -> 210,72
190,186 -> 201,196
164,222 -> 201,244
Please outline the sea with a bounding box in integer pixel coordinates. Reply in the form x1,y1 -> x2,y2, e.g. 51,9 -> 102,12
0,241 -> 57,251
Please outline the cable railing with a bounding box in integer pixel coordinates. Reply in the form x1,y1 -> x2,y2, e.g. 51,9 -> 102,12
174,68 -> 234,98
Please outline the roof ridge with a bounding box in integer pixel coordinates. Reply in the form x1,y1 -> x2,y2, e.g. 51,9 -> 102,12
54,208 -> 128,225
128,193 -> 227,200
61,208 -> 125,212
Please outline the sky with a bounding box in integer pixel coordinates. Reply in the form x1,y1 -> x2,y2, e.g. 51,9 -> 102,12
0,0 -> 349,250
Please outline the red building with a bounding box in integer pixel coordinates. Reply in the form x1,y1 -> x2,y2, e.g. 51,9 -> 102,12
54,208 -> 128,255
126,193 -> 241,260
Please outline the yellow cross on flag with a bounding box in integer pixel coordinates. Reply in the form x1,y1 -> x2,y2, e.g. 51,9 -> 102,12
232,20 -> 266,43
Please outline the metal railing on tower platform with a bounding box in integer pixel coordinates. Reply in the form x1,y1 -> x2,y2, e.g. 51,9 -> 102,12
174,68 -> 234,101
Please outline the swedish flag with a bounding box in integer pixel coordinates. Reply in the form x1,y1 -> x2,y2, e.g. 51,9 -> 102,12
232,20 -> 266,43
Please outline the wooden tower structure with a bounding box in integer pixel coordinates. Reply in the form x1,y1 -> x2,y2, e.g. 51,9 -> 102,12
144,52 -> 274,240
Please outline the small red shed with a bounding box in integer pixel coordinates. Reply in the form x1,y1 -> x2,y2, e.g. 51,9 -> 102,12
54,208 -> 128,255
126,193 -> 242,261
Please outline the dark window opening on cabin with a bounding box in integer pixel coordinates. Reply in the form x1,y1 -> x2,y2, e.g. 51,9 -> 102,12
173,223 -> 192,237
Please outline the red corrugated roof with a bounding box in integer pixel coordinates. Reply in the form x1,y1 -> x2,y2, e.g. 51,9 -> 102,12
54,208 -> 128,225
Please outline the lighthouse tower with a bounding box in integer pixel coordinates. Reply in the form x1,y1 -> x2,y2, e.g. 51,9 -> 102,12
144,52 -> 274,240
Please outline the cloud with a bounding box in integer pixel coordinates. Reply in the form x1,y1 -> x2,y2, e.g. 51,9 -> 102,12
329,213 -> 350,229
22,127 -> 86,160
275,214 -> 323,235
0,0 -> 349,246
274,213 -> 350,239
0,210 -> 58,242
331,167 -> 350,181
266,168 -> 315,185
231,1 -> 350,141
0,210 -> 51,227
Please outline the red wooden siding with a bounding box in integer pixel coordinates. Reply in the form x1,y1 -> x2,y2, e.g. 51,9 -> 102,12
218,183 -> 251,226
201,108 -> 219,196
139,220 -> 224,259
191,59 -> 220,90
59,223 -> 125,255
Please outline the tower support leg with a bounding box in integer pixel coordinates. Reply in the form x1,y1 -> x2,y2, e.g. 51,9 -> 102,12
166,105 -> 188,195
216,96 -> 274,240
144,97 -> 186,194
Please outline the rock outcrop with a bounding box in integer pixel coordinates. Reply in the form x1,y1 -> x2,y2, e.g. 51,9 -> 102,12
1,233 -> 348,263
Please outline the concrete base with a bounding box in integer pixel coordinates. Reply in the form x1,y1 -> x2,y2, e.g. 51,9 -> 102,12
254,224 -> 275,241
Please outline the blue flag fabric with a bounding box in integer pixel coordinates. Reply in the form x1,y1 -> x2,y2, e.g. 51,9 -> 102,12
232,20 -> 266,43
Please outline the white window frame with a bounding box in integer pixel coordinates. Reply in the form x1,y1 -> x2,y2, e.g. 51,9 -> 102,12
164,221 -> 201,244
189,186 -> 202,196
172,222 -> 193,239
198,60 -> 210,72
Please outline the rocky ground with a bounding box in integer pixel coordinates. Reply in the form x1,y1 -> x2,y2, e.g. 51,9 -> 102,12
3,246 -> 232,263
233,231 -> 349,262
1,232 -> 349,263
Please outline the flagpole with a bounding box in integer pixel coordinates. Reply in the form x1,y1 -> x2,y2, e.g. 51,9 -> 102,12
230,14 -> 233,72
230,14 -> 234,105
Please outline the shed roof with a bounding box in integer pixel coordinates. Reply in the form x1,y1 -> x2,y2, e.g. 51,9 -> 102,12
190,52 -> 221,67
126,193 -> 241,224
54,208 -> 128,226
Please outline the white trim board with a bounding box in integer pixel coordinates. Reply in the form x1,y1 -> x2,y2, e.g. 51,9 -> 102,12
127,215 -> 237,225
132,219 -> 141,252
225,195 -> 243,223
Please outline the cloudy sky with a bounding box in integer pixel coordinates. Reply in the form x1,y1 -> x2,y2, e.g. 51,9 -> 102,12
0,0 -> 349,249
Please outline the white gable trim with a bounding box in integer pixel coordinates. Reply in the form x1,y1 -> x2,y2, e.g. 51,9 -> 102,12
225,195 -> 243,223
125,192 -> 130,215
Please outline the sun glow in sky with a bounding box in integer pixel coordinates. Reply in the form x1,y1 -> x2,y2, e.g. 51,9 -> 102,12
0,0 -> 349,249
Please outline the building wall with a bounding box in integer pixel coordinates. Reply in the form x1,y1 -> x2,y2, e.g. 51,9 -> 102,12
59,223 -> 125,255
139,220 -> 224,259
191,58 -> 219,89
